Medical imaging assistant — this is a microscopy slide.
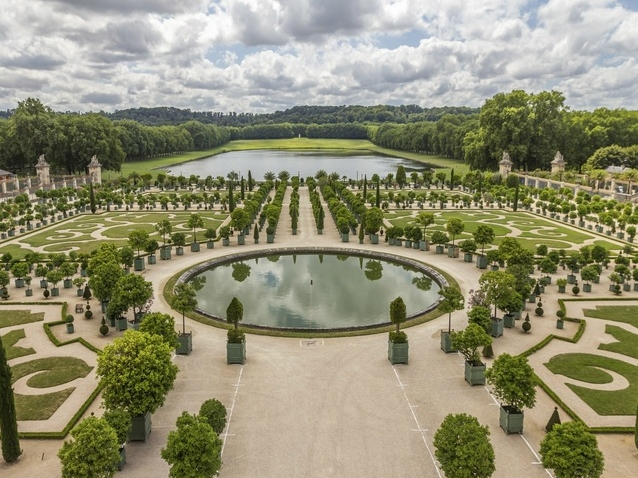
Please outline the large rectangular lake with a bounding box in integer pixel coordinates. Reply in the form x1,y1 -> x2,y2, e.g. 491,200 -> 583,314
162,149 -> 433,180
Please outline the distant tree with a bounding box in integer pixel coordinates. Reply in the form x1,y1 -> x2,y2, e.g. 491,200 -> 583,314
396,165 -> 407,188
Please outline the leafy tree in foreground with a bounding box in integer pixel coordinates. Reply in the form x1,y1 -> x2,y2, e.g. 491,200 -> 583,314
161,412 -> 223,478
199,399 -> 227,436
57,416 -> 120,478
540,421 -> 604,478
0,339 -> 21,463
139,312 -> 179,348
97,330 -> 179,416
434,413 -> 495,478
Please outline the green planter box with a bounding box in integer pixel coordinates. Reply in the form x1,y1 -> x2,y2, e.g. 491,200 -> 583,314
370,234 -> 379,244
623,283 -> 631,292
160,248 -> 172,260
25,289 -> 33,297
556,320 -> 564,329
63,279 -> 73,289
341,233 -> 349,242
491,318 -> 504,338
558,285 -> 566,293
447,246 -> 459,258
440,331 -> 456,353
499,406 -> 524,434
115,317 -> 128,331
14,278 -> 25,288
435,245 -> 444,254
266,235 -> 274,244
237,235 -> 245,245
176,246 -> 184,256
147,254 -> 156,265
134,257 -> 145,271
227,340 -> 246,364
66,323 -> 74,334
464,361 -> 486,386
129,412 -> 152,442
191,242 -> 200,252
117,447 -> 126,471
388,340 -> 409,364
223,238 -> 230,246
583,283 -> 592,292
176,333 -> 192,355
77,289 -> 84,297
567,274 -> 576,284
476,255 -> 488,269
51,287 -> 60,297
463,252 -> 473,263
503,314 -> 516,328
207,240 -> 215,249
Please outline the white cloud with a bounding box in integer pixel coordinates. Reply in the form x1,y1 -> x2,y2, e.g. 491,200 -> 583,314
0,0 -> 635,112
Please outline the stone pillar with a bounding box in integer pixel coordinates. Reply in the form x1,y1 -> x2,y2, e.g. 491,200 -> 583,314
499,152 -> 512,178
62,179 -> 67,188
1,181 -> 6,194
35,154 -> 51,186
551,152 -> 566,176
26,177 -> 32,188
87,156 -> 102,184
72,178 -> 77,189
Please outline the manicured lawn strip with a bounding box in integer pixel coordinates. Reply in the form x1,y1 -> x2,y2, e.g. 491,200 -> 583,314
16,389 -> 75,421
2,329 -> 36,360
163,258 -> 459,339
545,353 -> 638,416
599,325 -> 638,359
0,309 -> 45,328
118,139 -> 466,178
11,356 -> 92,388
583,305 -> 638,327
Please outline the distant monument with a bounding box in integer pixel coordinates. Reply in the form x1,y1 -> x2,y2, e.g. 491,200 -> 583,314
499,151 -> 512,178
35,154 -> 51,186
551,152 -> 566,176
88,155 -> 102,184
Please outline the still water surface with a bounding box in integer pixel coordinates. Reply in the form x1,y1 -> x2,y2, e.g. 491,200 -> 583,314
164,149 -> 431,180
193,253 -> 440,329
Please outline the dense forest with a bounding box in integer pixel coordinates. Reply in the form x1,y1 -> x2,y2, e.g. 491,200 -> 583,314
0,91 -> 637,176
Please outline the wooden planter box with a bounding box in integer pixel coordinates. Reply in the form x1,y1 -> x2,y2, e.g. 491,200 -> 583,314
115,317 -> 128,331
370,234 -> 379,244
147,254 -> 156,265
207,240 -> 215,249
463,252 -> 473,263
499,406 -> 524,434
435,245 -> 444,254
176,246 -> 184,256
227,340 -> 246,364
129,412 -> 152,442
237,235 -> 245,245
464,361 -> 486,386
134,257 -> 145,271
447,246 -> 459,258
176,333 -> 192,355
503,313 -> 516,328
341,233 -> 349,242
388,340 -> 409,365
191,242 -> 201,252
160,247 -> 172,260
556,320 -> 564,329
583,283 -> 592,292
491,318 -> 504,338
476,255 -> 488,269
440,331 -> 456,353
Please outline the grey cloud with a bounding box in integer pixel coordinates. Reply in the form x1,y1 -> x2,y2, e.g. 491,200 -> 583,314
0,72 -> 49,90
1,54 -> 65,71
50,0 -> 205,15
80,92 -> 122,105
103,20 -> 163,56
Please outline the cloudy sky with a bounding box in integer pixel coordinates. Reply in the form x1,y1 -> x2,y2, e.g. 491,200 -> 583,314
0,0 -> 636,114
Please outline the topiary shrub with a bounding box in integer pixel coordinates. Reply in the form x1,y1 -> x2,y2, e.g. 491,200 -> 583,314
535,301 -> 544,316
199,399 -> 227,435
482,344 -> 494,358
99,317 -> 109,336
85,310 -> 93,319
522,313 -> 531,333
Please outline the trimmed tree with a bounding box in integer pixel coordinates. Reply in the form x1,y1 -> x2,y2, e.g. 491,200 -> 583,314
199,399 -> 227,436
161,412 -> 223,478
171,282 -> 199,335
139,312 -> 179,348
96,330 -> 179,417
0,339 -> 21,463
434,413 -> 495,478
438,286 -> 465,333
389,296 -> 407,340
485,353 -> 537,412
57,416 -> 120,478
540,421 -> 605,478
226,296 -> 244,343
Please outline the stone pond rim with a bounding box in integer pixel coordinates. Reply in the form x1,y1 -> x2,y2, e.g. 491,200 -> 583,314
175,246 -> 450,334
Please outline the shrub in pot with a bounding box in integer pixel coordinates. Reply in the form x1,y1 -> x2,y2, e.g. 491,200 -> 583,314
388,296 -> 408,364
451,323 -> 492,386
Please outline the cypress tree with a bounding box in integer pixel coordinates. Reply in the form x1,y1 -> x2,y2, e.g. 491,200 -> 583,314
89,182 -> 96,214
228,180 -> 235,212
0,340 -> 21,463
363,175 -> 367,202
450,168 -> 454,190
376,180 -> 380,208
513,182 -> 520,212
247,170 -> 254,191
240,177 -> 245,200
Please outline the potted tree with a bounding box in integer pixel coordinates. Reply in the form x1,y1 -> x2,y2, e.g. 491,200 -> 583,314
460,239 -> 477,263
187,213 -> 204,251
556,309 -> 565,329
96,330 -> 179,442
473,225 -> 495,269
24,276 -> 33,296
155,219 -> 173,260
226,297 -> 246,364
451,323 -> 492,386
580,264 -> 599,292
145,239 -> 159,265
502,292 -> 522,328
65,314 -> 75,334
172,232 -> 187,255
171,282 -> 200,355
230,208 -> 250,245
128,229 -> 150,271
73,277 -> 86,297
365,207 -> 384,244
556,278 -> 567,293
445,218 -> 464,258
434,413 -> 495,478
139,312 -> 180,351
438,286 -> 465,353
103,408 -> 132,471
46,269 -> 64,296
485,353 -> 537,434
415,211 -> 435,250
431,231 -> 449,254
10,262 -> 29,288
388,296 -> 408,364
204,227 -> 217,249
220,226 -> 231,246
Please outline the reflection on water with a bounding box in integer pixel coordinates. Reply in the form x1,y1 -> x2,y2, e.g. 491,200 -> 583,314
193,253 -> 440,329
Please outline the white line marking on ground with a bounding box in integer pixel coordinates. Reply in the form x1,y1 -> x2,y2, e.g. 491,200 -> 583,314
221,366 -> 244,458
392,367 -> 443,478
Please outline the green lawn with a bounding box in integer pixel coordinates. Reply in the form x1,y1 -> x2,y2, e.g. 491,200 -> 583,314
545,353 -> 638,416
1,329 -> 36,360
119,139 -> 467,178
583,306 -> 638,326
0,310 -> 45,328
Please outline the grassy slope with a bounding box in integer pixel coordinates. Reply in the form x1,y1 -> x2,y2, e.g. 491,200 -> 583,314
119,139 -> 468,178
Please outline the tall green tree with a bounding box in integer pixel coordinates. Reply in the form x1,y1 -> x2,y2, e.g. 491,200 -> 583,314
57,416 -> 120,478
434,413 -> 495,478
438,286 -> 465,333
161,412 -> 223,478
0,339 -> 21,463
396,165 -> 407,188
540,421 -> 604,478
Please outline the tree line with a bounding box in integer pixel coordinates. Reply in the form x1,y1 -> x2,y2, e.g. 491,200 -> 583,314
1,92 -> 637,176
